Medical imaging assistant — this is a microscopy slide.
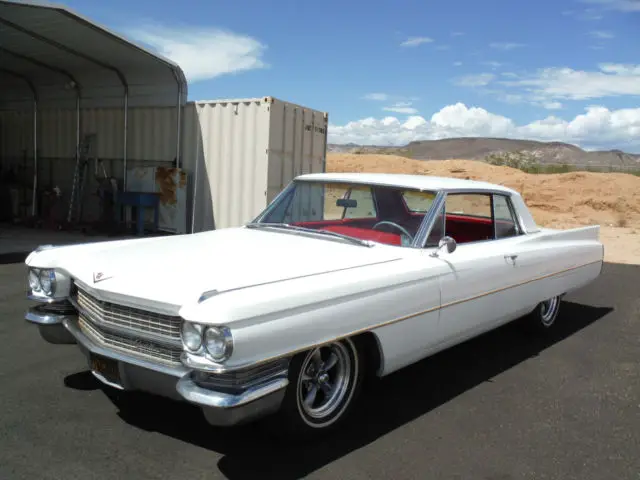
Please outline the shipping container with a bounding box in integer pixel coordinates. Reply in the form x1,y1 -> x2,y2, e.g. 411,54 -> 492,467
182,96 -> 328,232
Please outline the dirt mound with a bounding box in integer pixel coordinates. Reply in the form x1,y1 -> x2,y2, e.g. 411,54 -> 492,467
327,153 -> 640,230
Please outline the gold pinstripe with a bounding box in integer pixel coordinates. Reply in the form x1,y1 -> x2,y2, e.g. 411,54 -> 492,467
188,259 -> 602,373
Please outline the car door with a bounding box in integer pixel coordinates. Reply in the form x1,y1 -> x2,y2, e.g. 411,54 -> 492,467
434,192 -> 526,345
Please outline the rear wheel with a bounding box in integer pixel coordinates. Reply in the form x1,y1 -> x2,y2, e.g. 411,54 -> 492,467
276,337 -> 365,436
528,295 -> 562,331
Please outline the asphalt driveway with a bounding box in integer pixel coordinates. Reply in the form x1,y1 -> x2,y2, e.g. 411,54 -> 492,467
1,260 -> 638,480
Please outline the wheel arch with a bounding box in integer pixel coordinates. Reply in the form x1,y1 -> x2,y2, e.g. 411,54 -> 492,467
353,331 -> 384,379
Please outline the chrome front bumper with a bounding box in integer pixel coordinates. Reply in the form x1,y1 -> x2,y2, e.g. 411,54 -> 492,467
25,305 -> 289,427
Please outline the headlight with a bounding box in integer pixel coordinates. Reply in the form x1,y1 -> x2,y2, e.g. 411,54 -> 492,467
39,269 -> 56,296
28,268 -> 41,292
181,321 -> 203,352
203,326 -> 233,361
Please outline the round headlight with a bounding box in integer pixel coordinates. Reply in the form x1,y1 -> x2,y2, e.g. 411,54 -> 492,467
204,326 -> 233,361
39,269 -> 56,296
181,321 -> 203,352
28,269 -> 41,292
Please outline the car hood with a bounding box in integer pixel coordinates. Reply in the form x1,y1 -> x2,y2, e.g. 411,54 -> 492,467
31,227 -> 402,310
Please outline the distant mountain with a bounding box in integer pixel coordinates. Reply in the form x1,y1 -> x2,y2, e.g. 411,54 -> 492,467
328,137 -> 640,167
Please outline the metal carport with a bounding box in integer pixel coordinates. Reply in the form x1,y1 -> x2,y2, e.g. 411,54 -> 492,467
0,0 -> 187,225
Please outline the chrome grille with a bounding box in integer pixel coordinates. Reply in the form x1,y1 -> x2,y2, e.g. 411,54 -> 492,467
72,283 -> 183,365
79,315 -> 182,365
74,286 -> 182,343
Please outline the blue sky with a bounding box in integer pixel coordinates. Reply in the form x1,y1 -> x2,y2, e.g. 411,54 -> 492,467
59,0 -> 640,151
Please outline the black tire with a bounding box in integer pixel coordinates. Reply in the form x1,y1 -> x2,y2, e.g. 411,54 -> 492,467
527,295 -> 562,331
274,337 -> 365,437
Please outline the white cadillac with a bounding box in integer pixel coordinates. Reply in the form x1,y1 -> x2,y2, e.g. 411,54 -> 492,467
24,172 -> 603,435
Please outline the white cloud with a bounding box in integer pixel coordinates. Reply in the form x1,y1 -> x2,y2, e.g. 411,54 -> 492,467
590,30 -> 615,39
453,73 -> 496,87
483,61 -> 503,69
364,93 -> 389,101
328,103 -> 640,151
489,42 -> 526,50
498,63 -> 640,100
542,101 -> 564,110
383,102 -> 419,114
563,8 -> 604,19
453,61 -> 463,67
579,0 -> 640,12
599,63 -> 640,74
435,45 -> 451,51
451,31 -> 465,36
128,24 -> 267,82
400,37 -> 434,47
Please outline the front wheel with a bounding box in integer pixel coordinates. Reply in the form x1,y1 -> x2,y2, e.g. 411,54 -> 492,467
275,337 -> 365,436
528,295 -> 562,331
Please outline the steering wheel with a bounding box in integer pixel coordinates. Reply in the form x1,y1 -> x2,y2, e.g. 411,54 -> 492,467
372,221 -> 414,244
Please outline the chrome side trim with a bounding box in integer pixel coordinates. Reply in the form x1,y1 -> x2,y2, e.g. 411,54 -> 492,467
62,317 -> 189,378
176,374 -> 289,409
191,259 -> 603,374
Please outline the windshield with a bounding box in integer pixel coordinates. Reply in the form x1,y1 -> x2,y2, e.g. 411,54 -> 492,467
250,180 -> 438,247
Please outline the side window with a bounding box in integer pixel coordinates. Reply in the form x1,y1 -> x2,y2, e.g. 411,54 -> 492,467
443,193 -> 493,244
493,194 -> 519,239
342,186 -> 377,219
445,193 -> 492,218
401,191 -> 436,213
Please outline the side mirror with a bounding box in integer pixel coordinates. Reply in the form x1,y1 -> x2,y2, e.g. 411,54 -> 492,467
431,236 -> 457,257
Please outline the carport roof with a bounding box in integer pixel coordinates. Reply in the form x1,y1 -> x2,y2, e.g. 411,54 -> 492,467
0,0 -> 188,110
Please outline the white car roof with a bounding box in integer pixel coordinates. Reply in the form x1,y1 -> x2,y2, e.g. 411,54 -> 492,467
295,172 -> 518,195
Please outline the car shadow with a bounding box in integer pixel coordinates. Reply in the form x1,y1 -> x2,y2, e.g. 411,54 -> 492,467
64,300 -> 612,480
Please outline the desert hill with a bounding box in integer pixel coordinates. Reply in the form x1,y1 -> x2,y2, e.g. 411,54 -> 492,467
328,137 -> 640,167
326,152 -> 640,229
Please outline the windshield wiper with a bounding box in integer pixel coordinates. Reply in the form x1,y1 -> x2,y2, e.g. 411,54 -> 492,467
245,222 -> 375,247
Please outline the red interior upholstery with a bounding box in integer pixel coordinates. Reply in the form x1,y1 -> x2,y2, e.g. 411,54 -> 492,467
294,219 -> 402,245
295,214 -> 515,246
444,214 -> 493,244
320,225 -> 402,245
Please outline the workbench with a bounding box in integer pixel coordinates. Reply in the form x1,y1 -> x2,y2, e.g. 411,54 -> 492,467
116,191 -> 160,235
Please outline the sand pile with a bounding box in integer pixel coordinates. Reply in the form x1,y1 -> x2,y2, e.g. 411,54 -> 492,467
327,153 -> 640,231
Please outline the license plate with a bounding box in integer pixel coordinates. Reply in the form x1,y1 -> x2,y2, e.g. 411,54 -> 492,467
90,354 -> 121,386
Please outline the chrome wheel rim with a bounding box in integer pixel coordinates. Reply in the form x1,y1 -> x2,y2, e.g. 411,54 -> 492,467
297,342 -> 352,421
540,297 -> 559,326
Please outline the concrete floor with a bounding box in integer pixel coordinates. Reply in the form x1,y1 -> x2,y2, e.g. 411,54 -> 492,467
0,223 -> 141,262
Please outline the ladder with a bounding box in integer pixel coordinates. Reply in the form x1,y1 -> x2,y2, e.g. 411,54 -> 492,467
66,137 -> 92,224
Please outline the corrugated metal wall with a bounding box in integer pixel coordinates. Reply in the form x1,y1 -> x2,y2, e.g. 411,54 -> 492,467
0,106 -> 177,221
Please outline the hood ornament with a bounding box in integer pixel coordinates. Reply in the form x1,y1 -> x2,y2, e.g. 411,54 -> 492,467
93,271 -> 112,283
